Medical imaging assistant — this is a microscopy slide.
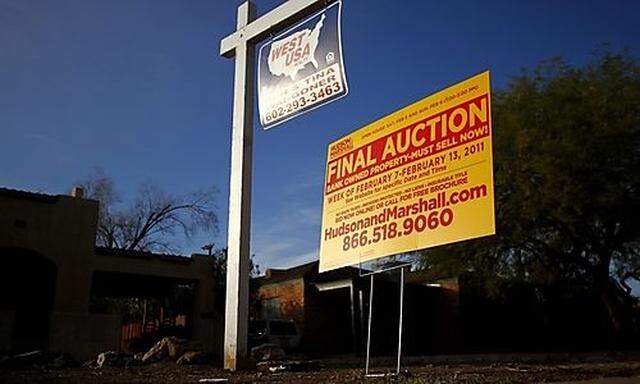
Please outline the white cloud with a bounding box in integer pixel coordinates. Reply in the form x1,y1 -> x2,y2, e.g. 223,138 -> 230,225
251,202 -> 321,271
268,248 -> 318,270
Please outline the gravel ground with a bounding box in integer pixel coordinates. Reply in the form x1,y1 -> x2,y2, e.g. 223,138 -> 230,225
1,352 -> 639,383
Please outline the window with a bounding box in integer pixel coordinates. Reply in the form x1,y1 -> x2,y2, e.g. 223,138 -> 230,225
262,298 -> 280,319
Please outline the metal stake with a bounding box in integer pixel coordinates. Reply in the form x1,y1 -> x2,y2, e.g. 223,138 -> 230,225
396,266 -> 405,375
362,264 -> 408,377
365,273 -> 374,375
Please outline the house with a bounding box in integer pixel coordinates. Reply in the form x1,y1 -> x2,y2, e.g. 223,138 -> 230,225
253,261 -> 461,355
0,187 -> 221,360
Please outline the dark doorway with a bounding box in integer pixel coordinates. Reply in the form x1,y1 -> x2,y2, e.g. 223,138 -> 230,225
89,271 -> 197,353
304,286 -> 353,354
0,247 -> 57,353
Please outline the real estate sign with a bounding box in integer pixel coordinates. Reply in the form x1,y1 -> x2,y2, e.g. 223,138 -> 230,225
257,0 -> 348,129
319,71 -> 495,272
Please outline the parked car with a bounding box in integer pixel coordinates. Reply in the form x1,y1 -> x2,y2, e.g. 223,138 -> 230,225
248,319 -> 300,349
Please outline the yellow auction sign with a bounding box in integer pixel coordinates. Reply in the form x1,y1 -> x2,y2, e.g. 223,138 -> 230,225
319,71 -> 495,272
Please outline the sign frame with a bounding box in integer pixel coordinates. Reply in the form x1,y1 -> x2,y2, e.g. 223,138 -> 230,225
257,0 -> 348,130
319,71 -> 495,272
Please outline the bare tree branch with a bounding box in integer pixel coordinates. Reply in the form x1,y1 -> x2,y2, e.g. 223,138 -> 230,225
77,171 -> 218,253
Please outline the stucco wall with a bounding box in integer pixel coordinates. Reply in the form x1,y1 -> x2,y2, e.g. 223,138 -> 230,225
0,192 -> 99,315
0,310 -> 14,351
257,278 -> 305,326
0,190 -> 221,359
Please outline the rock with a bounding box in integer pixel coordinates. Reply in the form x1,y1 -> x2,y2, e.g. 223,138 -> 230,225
167,341 -> 182,359
141,337 -> 185,363
177,351 -> 207,366
0,350 -> 44,369
250,343 -> 285,362
13,350 -> 43,359
96,351 -> 120,368
141,340 -> 167,363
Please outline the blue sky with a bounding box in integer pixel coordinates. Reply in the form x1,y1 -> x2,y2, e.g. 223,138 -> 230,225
1,0 -> 639,271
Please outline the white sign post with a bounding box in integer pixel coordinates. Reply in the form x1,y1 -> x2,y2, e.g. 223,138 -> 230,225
219,0 -> 337,371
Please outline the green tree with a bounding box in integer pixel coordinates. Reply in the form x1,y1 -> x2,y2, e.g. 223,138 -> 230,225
420,50 -> 640,335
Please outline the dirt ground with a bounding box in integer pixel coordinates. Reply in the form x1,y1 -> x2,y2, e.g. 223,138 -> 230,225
2,352 -> 640,384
